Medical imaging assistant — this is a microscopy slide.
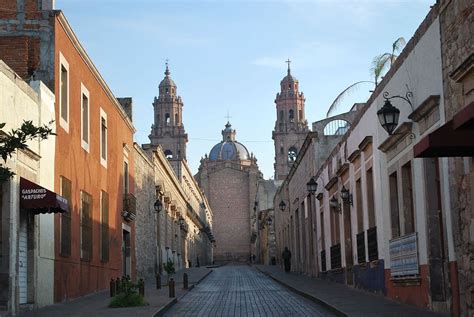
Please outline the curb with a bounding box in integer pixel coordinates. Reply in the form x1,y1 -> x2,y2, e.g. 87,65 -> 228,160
152,269 -> 214,317
254,266 -> 348,317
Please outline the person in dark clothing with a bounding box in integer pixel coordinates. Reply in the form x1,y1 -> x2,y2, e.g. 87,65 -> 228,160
282,247 -> 291,272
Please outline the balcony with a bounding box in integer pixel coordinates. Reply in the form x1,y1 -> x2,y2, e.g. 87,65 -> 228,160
122,193 -> 137,222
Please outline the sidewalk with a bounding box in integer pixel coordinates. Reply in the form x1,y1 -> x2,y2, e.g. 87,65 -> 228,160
19,267 -> 212,317
255,265 -> 448,317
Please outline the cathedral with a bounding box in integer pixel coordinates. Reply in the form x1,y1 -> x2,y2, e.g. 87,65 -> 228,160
195,122 -> 261,263
195,61 -> 308,264
272,61 -> 309,181
145,61 -> 308,265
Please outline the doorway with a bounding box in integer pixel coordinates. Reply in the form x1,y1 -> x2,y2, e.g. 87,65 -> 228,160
343,202 -> 354,285
122,229 -> 131,277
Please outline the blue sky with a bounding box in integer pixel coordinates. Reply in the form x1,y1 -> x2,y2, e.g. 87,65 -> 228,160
56,0 -> 433,179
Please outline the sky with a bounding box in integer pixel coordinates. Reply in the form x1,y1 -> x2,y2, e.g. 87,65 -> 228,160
56,0 -> 434,179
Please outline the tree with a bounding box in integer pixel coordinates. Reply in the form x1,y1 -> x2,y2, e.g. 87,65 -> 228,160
371,37 -> 406,86
326,81 -> 374,118
0,120 -> 54,183
326,37 -> 406,118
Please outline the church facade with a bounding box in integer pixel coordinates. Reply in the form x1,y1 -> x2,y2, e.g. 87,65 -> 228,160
195,123 -> 261,263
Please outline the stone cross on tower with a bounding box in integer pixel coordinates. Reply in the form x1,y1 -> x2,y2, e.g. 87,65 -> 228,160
285,58 -> 291,74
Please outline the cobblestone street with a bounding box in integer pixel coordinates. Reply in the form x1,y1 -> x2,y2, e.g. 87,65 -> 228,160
164,265 -> 335,316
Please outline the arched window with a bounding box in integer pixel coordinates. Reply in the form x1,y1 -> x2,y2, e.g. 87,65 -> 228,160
164,150 -> 173,159
166,88 -> 169,94
289,109 -> 294,121
280,147 -> 284,154
279,110 -> 284,120
175,114 -> 179,125
156,114 -> 160,126
288,146 -> 297,163
165,113 -> 170,126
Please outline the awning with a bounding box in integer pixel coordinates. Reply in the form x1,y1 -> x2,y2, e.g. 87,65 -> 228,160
20,177 -> 69,214
414,103 -> 474,158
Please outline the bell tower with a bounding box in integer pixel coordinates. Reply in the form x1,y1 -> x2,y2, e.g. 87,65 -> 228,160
149,62 -> 188,160
272,60 -> 309,181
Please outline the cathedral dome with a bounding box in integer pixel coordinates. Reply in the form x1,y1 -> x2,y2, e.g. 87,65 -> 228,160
208,122 -> 250,161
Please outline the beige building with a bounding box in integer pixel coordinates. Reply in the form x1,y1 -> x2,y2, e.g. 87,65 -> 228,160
0,61 -> 57,315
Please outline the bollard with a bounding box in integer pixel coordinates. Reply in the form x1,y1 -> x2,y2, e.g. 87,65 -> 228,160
110,278 -> 116,297
183,273 -> 188,290
156,274 -> 162,289
169,278 -> 175,298
139,278 -> 145,297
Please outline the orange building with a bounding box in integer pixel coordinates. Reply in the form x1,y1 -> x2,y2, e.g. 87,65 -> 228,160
0,1 -> 137,304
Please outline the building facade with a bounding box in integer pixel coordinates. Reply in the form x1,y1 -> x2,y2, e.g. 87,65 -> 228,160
0,1 -> 137,306
195,123 -> 261,263
134,144 -> 213,281
274,3 -> 469,315
0,61 -> 56,315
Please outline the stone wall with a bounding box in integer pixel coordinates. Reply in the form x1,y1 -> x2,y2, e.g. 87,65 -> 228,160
439,0 -> 474,315
133,146 -> 158,281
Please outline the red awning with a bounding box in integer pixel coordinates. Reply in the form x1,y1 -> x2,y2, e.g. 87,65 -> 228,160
19,177 -> 69,214
414,120 -> 474,158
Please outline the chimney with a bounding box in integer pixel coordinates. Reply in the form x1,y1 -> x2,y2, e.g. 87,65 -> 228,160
117,97 -> 133,122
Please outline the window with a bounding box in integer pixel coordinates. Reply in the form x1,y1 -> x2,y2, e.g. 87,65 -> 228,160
299,110 -> 302,121
175,114 -> 179,125
165,113 -> 170,126
319,204 -> 325,251
402,162 -> 415,234
100,191 -> 109,262
156,114 -> 160,126
80,191 -> 92,261
164,150 -> 173,159
389,172 -> 400,238
279,110 -> 283,120
100,109 -> 107,167
288,147 -> 297,163
60,176 -> 72,256
289,109 -> 294,121
123,161 -> 129,194
59,52 -> 69,132
330,200 -> 340,245
356,178 -> 363,233
366,169 -> 376,228
81,84 -> 90,151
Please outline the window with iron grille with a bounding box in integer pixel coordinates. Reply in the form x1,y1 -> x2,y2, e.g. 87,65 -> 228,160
100,191 -> 109,262
80,191 -> 92,261
321,250 -> 326,272
356,231 -> 365,264
330,243 -> 342,269
60,176 -> 72,256
367,226 -> 378,261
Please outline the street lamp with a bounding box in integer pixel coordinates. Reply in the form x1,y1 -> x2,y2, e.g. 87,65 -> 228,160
377,91 -> 413,135
154,199 -> 162,213
267,217 -> 273,226
340,185 -> 353,206
306,177 -> 318,194
329,196 -> 341,212
279,200 -> 286,211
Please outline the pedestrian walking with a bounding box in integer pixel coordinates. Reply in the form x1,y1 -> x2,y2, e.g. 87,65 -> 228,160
282,247 -> 291,272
